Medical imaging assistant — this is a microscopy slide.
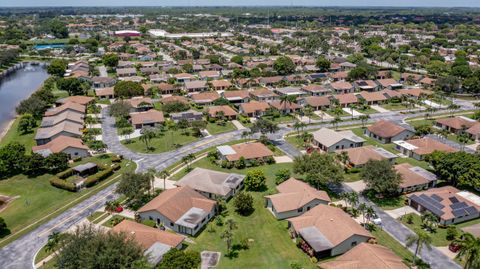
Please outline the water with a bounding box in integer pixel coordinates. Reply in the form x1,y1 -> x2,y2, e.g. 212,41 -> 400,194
33,44 -> 66,50
0,64 -> 49,134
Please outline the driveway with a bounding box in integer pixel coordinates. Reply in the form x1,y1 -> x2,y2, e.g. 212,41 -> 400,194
342,108 -> 364,117
370,105 -> 390,113
231,120 -> 246,130
385,206 -> 420,219
98,65 -> 108,77
344,180 -> 366,193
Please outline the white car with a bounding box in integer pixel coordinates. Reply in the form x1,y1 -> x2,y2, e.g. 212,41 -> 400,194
372,218 -> 382,225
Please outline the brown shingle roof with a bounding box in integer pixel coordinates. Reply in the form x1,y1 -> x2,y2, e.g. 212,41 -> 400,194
367,120 -> 407,138
32,135 -> 88,154
223,90 -> 249,100
269,100 -> 301,111
331,81 -> 353,90
336,145 -> 395,167
240,101 -> 270,114
190,91 -> 220,103
334,93 -> 358,105
161,95 -> 188,104
304,96 -> 331,108
249,88 -> 278,98
138,186 -> 216,222
207,105 -> 238,117
95,87 -> 114,97
112,220 -> 184,250
57,96 -> 94,106
395,163 -> 433,189
127,97 -> 153,108
222,142 -> 273,161
130,109 -> 165,125
265,178 -> 330,213
45,102 -> 85,117
357,91 -> 387,102
406,137 -> 458,155
436,117 -> 477,130
211,79 -> 232,88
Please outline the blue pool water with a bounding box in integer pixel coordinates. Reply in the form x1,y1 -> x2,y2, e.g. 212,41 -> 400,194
33,44 -> 66,50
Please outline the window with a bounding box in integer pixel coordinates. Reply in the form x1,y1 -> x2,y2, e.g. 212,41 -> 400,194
297,208 -> 303,213
351,241 -> 357,247
307,206 -> 311,211
170,222 -> 174,226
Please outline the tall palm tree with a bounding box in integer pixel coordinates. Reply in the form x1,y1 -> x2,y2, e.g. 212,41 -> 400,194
304,106 -> 314,124
348,104 -> 356,120
331,117 -> 341,130
158,170 -> 170,190
454,233 -> 480,269
359,114 -> 370,128
140,128 -> 156,151
358,203 -> 367,223
365,206 -> 376,223
406,228 -> 433,267
146,168 -> 157,195
279,95 -> 297,115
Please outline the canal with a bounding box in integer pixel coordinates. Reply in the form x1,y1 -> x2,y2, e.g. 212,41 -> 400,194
0,63 -> 49,134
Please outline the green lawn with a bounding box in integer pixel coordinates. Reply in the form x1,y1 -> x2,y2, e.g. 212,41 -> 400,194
326,109 -> 349,117
262,114 -> 296,123
185,161 -> 316,269
284,135 -> 305,150
206,122 -> 236,135
0,117 -> 39,151
357,108 -> 378,115
365,191 -> 407,210
381,103 -> 410,111
0,155 -> 135,247
122,129 -> 199,153
400,213 -> 450,246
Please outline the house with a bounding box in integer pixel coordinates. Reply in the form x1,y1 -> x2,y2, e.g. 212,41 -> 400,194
269,100 -> 301,114
117,68 -> 137,77
91,76 -> 116,88
366,120 -> 415,143
40,111 -> 84,128
249,88 -> 278,102
274,87 -> 306,97
400,73 -> 423,84
174,168 -> 245,200
336,145 -> 397,168
330,81 -> 354,94
328,71 -> 348,82
265,178 -> 331,220
32,135 -> 89,158
45,102 -> 85,117
190,91 -> 220,105
394,137 -> 458,160
207,105 -> 238,119
170,110 -> 203,123
140,67 -> 160,76
56,96 -> 94,106
73,162 -> 98,177
95,87 -> 115,100
138,186 -> 216,236
222,90 -> 250,104
239,101 -> 270,117
354,80 -> 380,92
466,123 -> 480,141
34,121 -> 83,145
127,97 -> 154,112
156,83 -> 177,95
398,88 -> 433,99
161,95 -> 189,105
130,109 -> 165,129
301,96 -> 331,110
301,85 -> 331,96
217,142 -> 274,162
376,78 -> 403,90
395,163 -> 437,193
184,80 -> 208,93
174,73 -> 195,83
288,204 -> 373,258
312,128 -> 365,152
199,70 -> 220,80
419,77 -> 436,88
112,220 -> 185,265
258,76 -> 284,86
319,243 -> 409,269
435,116 -> 478,135
210,79 -> 232,91
333,93 -> 358,107
355,91 -> 387,105
407,186 -> 480,225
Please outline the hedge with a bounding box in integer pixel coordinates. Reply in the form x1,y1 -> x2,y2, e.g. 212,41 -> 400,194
50,178 -> 77,192
56,168 -> 74,179
84,164 -> 121,187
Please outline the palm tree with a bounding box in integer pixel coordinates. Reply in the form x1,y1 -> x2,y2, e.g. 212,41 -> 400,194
458,131 -> 471,151
454,233 -> 480,269
140,128 -> 156,151
293,121 -> 303,136
348,104 -> 356,120
45,231 -> 61,254
358,203 -> 367,223
421,211 -> 438,232
359,114 -> 370,128
406,228 -> 433,267
365,206 -> 376,223
331,117 -> 341,130
182,153 -> 196,171
279,95 -> 297,115
158,170 -> 170,190
301,132 -> 313,149
304,106 -> 314,124
146,168 -> 157,195
448,103 -> 461,117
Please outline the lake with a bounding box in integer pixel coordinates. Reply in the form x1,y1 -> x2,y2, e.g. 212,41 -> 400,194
0,63 -> 49,135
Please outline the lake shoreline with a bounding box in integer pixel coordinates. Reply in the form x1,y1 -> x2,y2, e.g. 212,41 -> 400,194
0,117 -> 16,143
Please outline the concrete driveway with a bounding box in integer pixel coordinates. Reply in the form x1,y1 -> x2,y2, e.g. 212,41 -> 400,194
344,180 -> 366,193
371,105 -> 390,113
385,206 -> 420,219
274,156 -> 293,163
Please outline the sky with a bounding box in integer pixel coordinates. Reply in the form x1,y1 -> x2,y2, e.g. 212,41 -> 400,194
0,0 -> 479,7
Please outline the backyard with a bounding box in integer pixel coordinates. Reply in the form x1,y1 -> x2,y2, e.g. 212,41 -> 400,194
206,121 -> 237,135
122,128 -> 199,153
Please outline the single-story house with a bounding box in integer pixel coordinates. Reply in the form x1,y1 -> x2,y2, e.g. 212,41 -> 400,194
174,73 -> 195,83
130,109 -> 165,129
301,85 -> 331,96
354,80 -> 380,92
330,81 -> 354,94
265,178 -> 331,220
45,102 -> 86,117
288,204 -> 373,258
55,96 -> 94,106
466,123 -> 480,141
398,88 -> 433,99
395,163 -> 437,193
73,162 -> 98,177
127,97 -> 154,112
222,90 -> 250,104
199,70 -> 220,80
112,220 -> 185,265
319,243 -> 409,269
269,100 -> 301,114
336,145 -> 397,168
366,120 -> 415,144
239,101 -> 270,117
301,96 -> 331,110
32,135 -> 90,158
190,91 -> 220,105
407,186 -> 480,225
217,142 -> 274,162
161,95 -> 189,105
40,111 -> 84,128
174,168 -> 245,200
138,186 -> 216,236
355,91 -> 387,105
312,128 -> 365,152
435,116 -> 478,135
95,87 -> 115,100
117,68 -> 137,77
210,80 -> 232,91
170,110 -> 203,123
207,105 -> 238,119
92,76 -> 116,88
376,78 -> 403,90
34,121 -> 83,145
393,137 -> 458,160
184,80 -> 208,93
274,87 -> 306,97
249,88 -> 278,102
333,93 -> 358,107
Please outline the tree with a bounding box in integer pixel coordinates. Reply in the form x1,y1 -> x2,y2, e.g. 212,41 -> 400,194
359,114 -> 370,128
44,153 -> 69,173
273,56 -> 295,75
360,159 -> 402,196
109,101 -> 132,118
275,168 -> 291,185
315,56 -> 331,72
57,78 -> 85,96
158,170 -> 170,190
47,59 -> 67,76
157,249 -> 201,269
55,224 -> 145,269
116,172 -> 152,207
140,128 -> 156,151
0,142 -> 26,177
293,152 -> 344,188
16,95 -> 48,118
427,151 -> 480,188
279,95 -> 297,115
251,118 -> 278,135
113,81 -> 144,98
406,228 -> 432,267
48,19 -> 68,38
244,169 -> 266,191
221,219 -> 238,255
181,153 -> 195,172
230,55 -> 243,65
233,192 -> 254,215
102,53 -> 119,68
0,217 -> 8,236
454,233 -> 480,269
17,113 -> 37,134
421,211 -> 438,232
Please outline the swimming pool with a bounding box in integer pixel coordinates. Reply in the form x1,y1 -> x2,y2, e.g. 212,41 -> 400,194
33,43 -> 66,50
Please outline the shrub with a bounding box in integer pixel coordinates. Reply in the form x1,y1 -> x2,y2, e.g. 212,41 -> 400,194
111,155 -> 123,163
265,156 -> 275,164
233,192 -> 254,215
50,178 -> 77,192
234,157 -> 246,169
275,168 -> 291,185
220,160 -> 233,169
73,157 -> 82,162
244,169 -> 266,191
141,219 -> 156,228
446,226 -> 459,240
84,167 -> 115,187
56,168 -> 74,179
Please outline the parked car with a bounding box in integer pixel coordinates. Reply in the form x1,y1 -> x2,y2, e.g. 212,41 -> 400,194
449,242 -> 461,253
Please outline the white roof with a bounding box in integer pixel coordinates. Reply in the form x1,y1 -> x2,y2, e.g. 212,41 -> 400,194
217,145 -> 236,155
313,128 -> 365,147
457,191 -> 480,207
393,140 -> 418,151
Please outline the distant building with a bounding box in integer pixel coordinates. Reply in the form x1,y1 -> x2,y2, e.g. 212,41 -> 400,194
312,128 -> 365,152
